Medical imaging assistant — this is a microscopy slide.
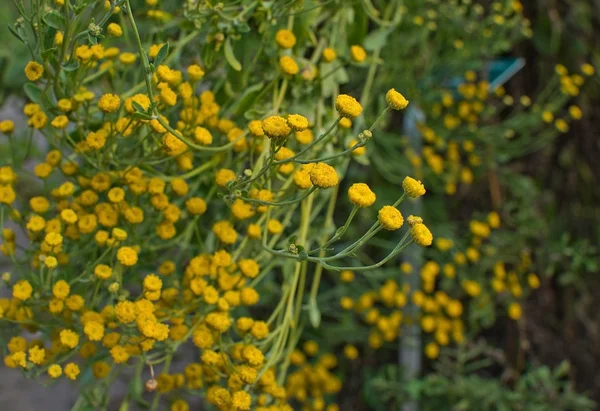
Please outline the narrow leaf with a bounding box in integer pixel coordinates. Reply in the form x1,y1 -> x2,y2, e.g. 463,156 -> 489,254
224,37 -> 242,71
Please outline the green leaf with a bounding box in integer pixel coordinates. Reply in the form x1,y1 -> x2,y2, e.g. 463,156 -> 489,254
62,60 -> 80,72
308,297 -> 321,328
154,42 -> 169,66
226,82 -> 264,117
131,101 -> 147,114
8,25 -> 25,44
43,11 -> 66,30
132,112 -> 155,121
224,37 -> 242,72
364,28 -> 392,51
24,83 -> 42,104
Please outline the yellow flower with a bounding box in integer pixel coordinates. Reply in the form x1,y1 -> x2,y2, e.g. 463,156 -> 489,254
541,111 -> 554,123
508,302 -> 522,320
0,120 -> 15,134
124,94 -> 151,113
295,129 -> 313,144
60,329 -> 80,349
215,168 -> 236,187
279,56 -> 299,75
51,115 -> 69,129
275,29 -> 296,49
25,61 -> 44,81
378,206 -> 404,231
267,219 -> 283,234
424,342 -> 439,359
84,321 -> 105,341
340,270 -> 354,283
107,23 -> 123,37
110,345 -> 131,363
251,321 -> 269,339
231,390 -> 252,410
52,280 -> 71,300
569,105 -> 582,120
322,47 -> 337,62
194,126 -> 213,145
28,346 -> 45,364
11,351 -> 27,368
248,120 -> 264,137
555,119 -> 569,133
287,114 -> 309,131
94,264 -> 113,280
411,223 -> 433,246
186,197 -> 207,215
55,31 -> 64,45
348,183 -> 376,207
28,111 -> 48,129
344,344 -> 359,360
188,64 -> 205,81
402,176 -> 426,198
528,273 -> 541,289
117,246 -> 138,266
119,52 -> 137,65
350,45 -> 367,63
335,94 -> 363,119
64,363 -> 80,380
48,364 -> 62,378
13,280 -> 33,300
44,256 -> 58,268
309,163 -> 338,188
144,274 -> 163,291
581,63 -> 595,76
98,93 -> 121,113
386,88 -> 409,110
488,211 -> 501,229
262,116 -> 291,140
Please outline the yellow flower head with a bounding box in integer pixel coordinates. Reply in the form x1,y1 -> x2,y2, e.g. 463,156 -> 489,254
275,29 -> 296,49
309,163 -> 338,188
348,183 -> 376,207
279,56 -> 299,75
287,114 -> 309,131
322,47 -> 337,63
335,94 -> 363,119
262,116 -> 291,140
581,63 -> 595,76
350,45 -> 367,63
411,223 -> 433,247
117,246 -> 138,266
60,329 -> 80,349
248,120 -> 264,137
25,61 -> 44,81
215,168 -> 236,187
386,88 -> 409,110
188,64 -> 205,81
98,93 -> 121,113
48,364 -> 62,378
231,390 -> 252,410
52,279 -> 71,300
508,302 -> 522,320
0,120 -> 15,134
107,23 -> 123,37
64,363 -> 80,380
402,176 -> 426,198
13,280 -> 33,301
378,206 -> 404,231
